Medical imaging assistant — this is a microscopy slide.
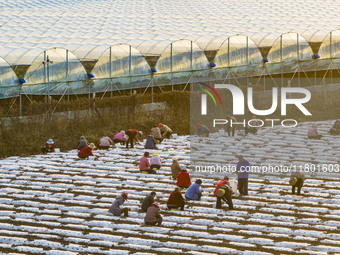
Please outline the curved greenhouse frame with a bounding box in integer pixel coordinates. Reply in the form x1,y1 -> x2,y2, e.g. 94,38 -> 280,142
267,32 -> 313,63
91,44 -> 152,92
214,35 -> 263,68
92,44 -> 151,78
0,56 -> 20,99
153,39 -> 210,87
23,48 -> 88,95
155,39 -> 210,73
265,33 -> 314,77
319,29 -> 340,59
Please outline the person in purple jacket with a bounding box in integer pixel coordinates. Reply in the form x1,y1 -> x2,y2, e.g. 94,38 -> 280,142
236,155 -> 250,195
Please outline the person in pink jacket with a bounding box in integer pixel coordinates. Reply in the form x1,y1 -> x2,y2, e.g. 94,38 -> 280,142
113,130 -> 127,145
307,126 -> 322,139
140,152 -> 156,174
99,135 -> 114,149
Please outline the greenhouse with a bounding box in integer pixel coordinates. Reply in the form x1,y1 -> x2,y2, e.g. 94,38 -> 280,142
0,0 -> 339,102
0,31 -> 340,100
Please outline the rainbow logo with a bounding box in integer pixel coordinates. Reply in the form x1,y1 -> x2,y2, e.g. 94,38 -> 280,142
198,82 -> 223,106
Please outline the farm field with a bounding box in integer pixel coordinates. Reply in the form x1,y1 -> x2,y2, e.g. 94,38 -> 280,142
0,120 -> 339,254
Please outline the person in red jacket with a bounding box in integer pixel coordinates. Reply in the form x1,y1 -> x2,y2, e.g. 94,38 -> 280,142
167,187 -> 185,211
42,138 -> 55,153
78,143 -> 96,159
177,166 -> 191,189
214,176 -> 233,210
214,176 -> 230,195
125,129 -> 142,149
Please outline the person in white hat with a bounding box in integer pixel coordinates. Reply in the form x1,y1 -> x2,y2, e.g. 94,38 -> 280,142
42,138 -> 55,153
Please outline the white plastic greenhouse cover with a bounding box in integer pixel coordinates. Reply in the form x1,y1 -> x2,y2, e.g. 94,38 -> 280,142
155,40 -> 210,73
301,30 -> 330,44
0,0 -> 340,64
267,33 -> 314,62
319,30 -> 340,59
0,56 -> 19,98
91,44 -> 151,78
214,35 -> 263,68
195,35 -> 231,52
24,48 -> 87,84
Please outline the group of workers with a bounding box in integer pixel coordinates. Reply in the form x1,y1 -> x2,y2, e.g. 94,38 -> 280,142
196,118 -> 340,139
108,153 -> 307,227
195,115 -> 260,138
73,123 -> 173,160
43,119 -> 338,155
41,119 -> 311,227
307,120 -> 340,139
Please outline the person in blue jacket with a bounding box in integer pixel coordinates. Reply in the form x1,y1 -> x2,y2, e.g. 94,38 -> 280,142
185,179 -> 204,200
236,155 -> 250,195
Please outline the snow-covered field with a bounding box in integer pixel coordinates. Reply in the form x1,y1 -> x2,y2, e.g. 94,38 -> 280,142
191,120 -> 340,179
0,120 -> 339,255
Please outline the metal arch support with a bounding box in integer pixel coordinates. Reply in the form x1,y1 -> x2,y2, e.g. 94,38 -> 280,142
142,78 -> 154,95
182,73 -> 193,91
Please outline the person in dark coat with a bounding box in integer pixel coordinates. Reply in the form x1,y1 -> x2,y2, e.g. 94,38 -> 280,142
144,135 -> 158,149
77,136 -> 88,151
329,120 -> 340,135
167,187 -> 185,211
144,202 -> 162,226
226,115 -> 237,136
177,166 -> 191,189
236,155 -> 250,195
141,192 -> 156,212
245,115 -> 260,135
290,171 -> 306,195
214,176 -> 233,210
108,193 -> 130,217
195,123 -> 209,137
171,157 -> 181,180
